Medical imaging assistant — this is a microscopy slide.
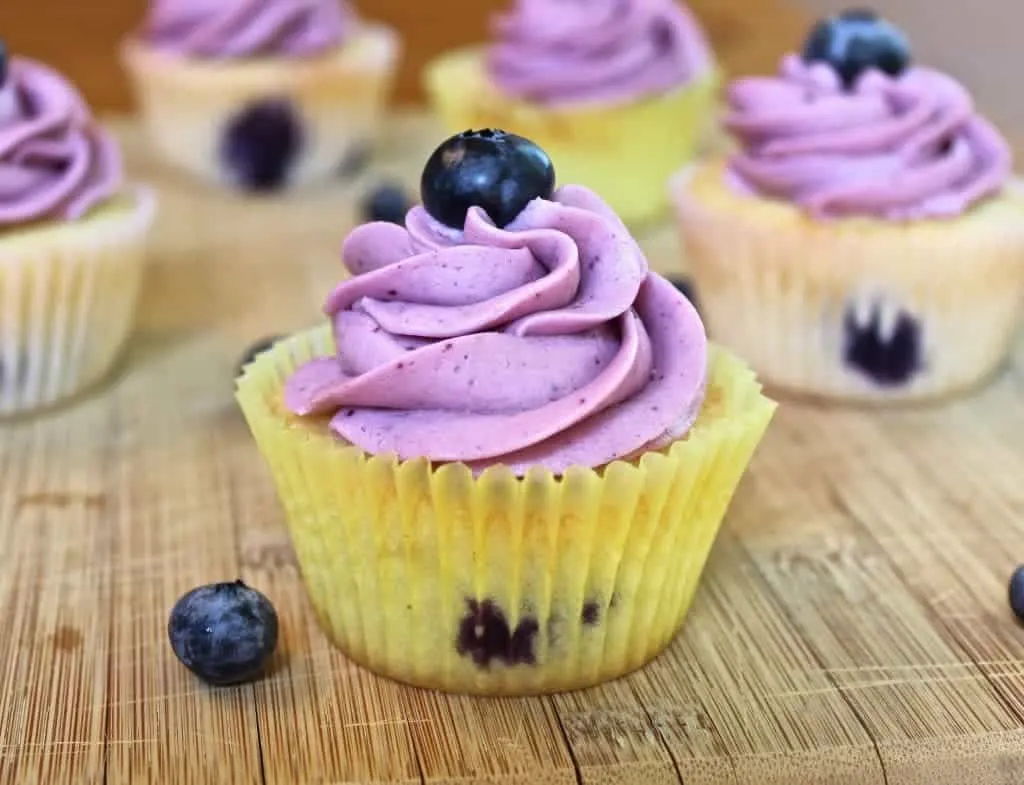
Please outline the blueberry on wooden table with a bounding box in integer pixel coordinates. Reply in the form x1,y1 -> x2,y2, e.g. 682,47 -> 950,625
168,580 -> 279,686
421,129 -> 556,230
1009,566 -> 1024,623
361,181 -> 411,225
802,8 -> 911,88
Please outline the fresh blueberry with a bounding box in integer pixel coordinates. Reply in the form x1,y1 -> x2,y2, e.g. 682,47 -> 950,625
802,8 -> 911,89
362,182 -> 411,225
1010,566 -> 1024,623
421,129 -> 555,230
220,99 -> 303,192
168,580 -> 279,686
842,302 -> 922,386
236,335 -> 283,377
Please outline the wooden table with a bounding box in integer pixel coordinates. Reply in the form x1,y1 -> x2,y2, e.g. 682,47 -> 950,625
2,115 -> 1024,785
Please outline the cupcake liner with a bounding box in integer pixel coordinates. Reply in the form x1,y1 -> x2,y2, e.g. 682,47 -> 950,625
121,25 -> 399,190
672,161 -> 1024,403
236,325 -> 775,695
423,47 -> 720,229
0,187 -> 156,418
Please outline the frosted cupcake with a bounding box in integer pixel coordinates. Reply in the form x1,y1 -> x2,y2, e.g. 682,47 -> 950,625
424,0 -> 719,227
0,47 -> 156,417
122,0 -> 399,192
672,9 -> 1024,403
236,129 -> 775,695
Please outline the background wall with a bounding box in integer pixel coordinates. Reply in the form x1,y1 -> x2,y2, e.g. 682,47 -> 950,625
0,0 -> 807,112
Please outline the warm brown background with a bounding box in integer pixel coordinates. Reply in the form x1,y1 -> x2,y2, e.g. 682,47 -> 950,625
0,0 -> 809,112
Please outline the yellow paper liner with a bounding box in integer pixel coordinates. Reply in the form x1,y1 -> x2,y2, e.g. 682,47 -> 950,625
423,47 -> 720,229
672,160 -> 1024,404
122,25 -> 399,189
0,187 -> 156,418
236,324 -> 775,695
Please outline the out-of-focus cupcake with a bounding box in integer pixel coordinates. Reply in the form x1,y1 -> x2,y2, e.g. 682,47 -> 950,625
121,0 -> 399,192
424,0 -> 719,228
0,46 -> 156,417
236,129 -> 775,695
672,9 -> 1024,403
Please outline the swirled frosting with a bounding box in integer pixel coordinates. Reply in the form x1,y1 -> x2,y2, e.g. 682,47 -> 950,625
284,186 -> 708,475
725,54 -> 1012,220
485,0 -> 713,106
141,0 -> 354,59
0,59 -> 122,228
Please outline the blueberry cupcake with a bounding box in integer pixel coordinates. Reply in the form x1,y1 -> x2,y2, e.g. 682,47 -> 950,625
236,130 -> 775,695
424,0 -> 719,227
121,0 -> 399,192
672,9 -> 1024,403
0,47 -> 156,417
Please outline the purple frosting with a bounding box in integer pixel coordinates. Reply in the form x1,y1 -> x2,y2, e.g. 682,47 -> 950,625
485,0 -> 713,106
725,54 -> 1013,220
141,0 -> 354,59
284,185 -> 708,476
0,59 -> 122,227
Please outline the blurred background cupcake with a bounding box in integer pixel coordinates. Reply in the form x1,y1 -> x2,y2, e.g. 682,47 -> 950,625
424,0 -> 719,228
0,44 -> 156,417
672,9 -> 1024,404
121,0 -> 400,193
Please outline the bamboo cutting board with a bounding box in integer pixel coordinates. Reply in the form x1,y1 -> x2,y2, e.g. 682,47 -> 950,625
2,115 -> 1024,785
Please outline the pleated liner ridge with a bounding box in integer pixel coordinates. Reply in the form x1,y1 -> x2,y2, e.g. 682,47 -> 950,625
236,324 -> 776,695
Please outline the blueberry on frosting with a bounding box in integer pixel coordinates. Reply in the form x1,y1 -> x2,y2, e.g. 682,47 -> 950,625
420,129 -> 556,230
802,8 -> 911,89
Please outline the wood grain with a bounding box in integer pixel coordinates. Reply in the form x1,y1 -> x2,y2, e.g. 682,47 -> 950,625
0,0 -> 808,111
3,113 -> 1024,784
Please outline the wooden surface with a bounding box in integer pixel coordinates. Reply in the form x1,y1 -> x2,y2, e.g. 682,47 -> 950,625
3,114 -> 1024,785
0,0 -> 809,111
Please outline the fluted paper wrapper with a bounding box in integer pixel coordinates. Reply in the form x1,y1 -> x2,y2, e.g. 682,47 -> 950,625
673,161 -> 1024,403
236,325 -> 775,695
0,187 -> 156,417
122,26 -> 399,190
424,47 -> 719,229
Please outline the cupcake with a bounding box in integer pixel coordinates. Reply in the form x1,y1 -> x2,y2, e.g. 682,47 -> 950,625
121,0 -> 399,192
236,129 -> 775,695
0,46 -> 156,417
672,9 -> 1024,403
424,0 -> 719,228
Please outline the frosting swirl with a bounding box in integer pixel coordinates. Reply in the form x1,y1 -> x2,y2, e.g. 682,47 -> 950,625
141,0 -> 353,59
725,54 -> 1012,220
284,186 -> 707,475
486,0 -> 712,106
0,59 -> 122,227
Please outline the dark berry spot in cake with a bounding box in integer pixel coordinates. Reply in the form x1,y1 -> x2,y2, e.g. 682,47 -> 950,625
362,182 -> 411,225
581,601 -> 601,626
842,301 -> 922,386
1009,566 -> 1024,623
236,335 -> 284,377
220,99 -> 303,192
337,142 -> 371,179
456,598 -> 539,668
